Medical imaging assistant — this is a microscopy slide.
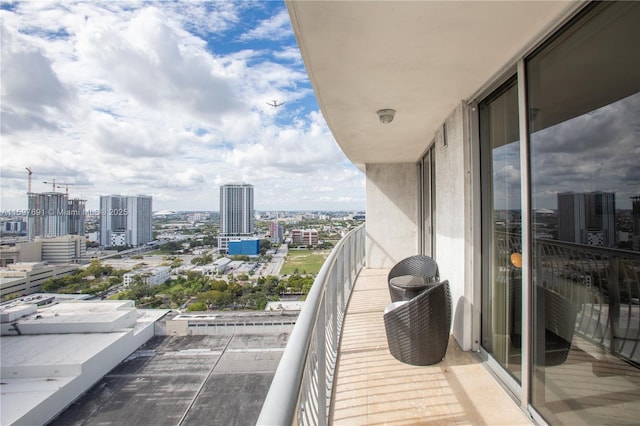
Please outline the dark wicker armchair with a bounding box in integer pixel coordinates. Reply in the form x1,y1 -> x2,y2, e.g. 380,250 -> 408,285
384,280 -> 451,366
510,283 -> 577,366
387,255 -> 439,302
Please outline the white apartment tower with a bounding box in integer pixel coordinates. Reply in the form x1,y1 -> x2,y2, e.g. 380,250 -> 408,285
218,183 -> 254,252
99,195 -> 153,247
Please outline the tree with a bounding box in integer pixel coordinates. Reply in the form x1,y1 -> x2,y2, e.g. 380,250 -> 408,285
187,302 -> 207,311
260,239 -> 272,256
41,277 -> 65,292
86,260 -> 111,277
198,290 -> 227,308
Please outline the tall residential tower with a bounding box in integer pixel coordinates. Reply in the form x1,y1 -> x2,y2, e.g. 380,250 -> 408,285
557,191 -> 616,247
218,183 -> 254,252
27,192 -> 85,241
99,195 -> 152,247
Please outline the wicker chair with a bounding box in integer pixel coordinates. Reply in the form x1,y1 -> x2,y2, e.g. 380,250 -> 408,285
384,280 -> 451,366
388,255 -> 439,302
510,283 -> 577,366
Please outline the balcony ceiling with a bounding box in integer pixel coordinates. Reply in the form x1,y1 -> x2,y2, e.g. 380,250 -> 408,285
286,1 -> 574,168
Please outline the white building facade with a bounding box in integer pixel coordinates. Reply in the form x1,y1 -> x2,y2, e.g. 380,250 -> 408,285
39,235 -> 86,264
123,266 -> 170,286
99,195 -> 153,247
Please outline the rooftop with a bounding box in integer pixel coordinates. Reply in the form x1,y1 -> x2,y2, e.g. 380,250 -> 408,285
0,299 -> 166,426
48,333 -> 289,426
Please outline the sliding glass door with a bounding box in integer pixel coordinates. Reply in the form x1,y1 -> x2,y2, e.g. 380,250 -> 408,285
480,77 -> 522,383
480,2 -> 640,423
527,3 -> 640,423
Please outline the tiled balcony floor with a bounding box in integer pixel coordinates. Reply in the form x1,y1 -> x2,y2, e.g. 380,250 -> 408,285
330,268 -> 532,425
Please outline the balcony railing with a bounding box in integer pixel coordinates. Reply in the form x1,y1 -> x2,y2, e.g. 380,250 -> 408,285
257,224 -> 365,426
499,231 -> 640,364
534,238 -> 640,364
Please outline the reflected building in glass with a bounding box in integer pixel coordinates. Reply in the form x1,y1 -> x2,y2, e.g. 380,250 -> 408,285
632,195 -> 640,251
558,191 -> 615,247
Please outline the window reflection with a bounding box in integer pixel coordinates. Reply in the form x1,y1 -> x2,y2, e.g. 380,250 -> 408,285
480,78 -> 522,382
528,2 -> 640,424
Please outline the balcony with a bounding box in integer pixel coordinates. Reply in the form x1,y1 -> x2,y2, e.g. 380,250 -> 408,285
329,267 -> 529,425
258,225 -> 640,425
257,225 -> 530,425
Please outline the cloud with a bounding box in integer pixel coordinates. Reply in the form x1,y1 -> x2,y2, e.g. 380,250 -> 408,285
76,7 -> 245,121
273,45 -> 304,63
224,110 -> 346,175
0,25 -> 73,133
0,1 -> 365,212
531,92 -> 640,209
239,10 -> 292,41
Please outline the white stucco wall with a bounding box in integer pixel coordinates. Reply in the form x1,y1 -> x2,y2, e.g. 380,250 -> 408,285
365,163 -> 418,268
364,104 -> 477,351
433,102 -> 475,351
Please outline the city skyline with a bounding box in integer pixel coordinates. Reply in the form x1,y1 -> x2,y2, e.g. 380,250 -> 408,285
0,1 -> 366,212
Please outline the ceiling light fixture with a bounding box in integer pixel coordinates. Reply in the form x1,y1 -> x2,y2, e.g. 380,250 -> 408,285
377,109 -> 396,124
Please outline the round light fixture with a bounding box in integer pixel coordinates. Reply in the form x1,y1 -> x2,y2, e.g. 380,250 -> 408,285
377,109 -> 396,124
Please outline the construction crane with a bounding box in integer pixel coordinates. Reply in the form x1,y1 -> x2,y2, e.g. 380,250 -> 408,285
43,179 -> 82,196
26,167 -> 33,194
43,179 -> 58,193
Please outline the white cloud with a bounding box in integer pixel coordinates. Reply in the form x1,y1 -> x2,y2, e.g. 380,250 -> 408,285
0,25 -> 73,133
239,9 -> 292,41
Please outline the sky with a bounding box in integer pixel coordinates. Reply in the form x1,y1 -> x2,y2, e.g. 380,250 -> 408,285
491,91 -> 640,211
0,0 -> 365,213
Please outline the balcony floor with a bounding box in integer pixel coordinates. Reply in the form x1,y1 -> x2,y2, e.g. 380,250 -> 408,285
330,268 -> 532,425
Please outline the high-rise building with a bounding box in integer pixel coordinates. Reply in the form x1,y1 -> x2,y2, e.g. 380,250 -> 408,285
558,191 -> 616,247
218,183 -> 254,252
632,195 -> 640,251
27,193 -> 86,241
67,199 -> 86,236
269,221 -> 283,244
28,192 -> 68,240
99,195 -> 153,247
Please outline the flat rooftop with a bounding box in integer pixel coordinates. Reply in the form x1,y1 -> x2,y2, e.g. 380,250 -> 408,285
1,301 -> 167,426
48,333 -> 289,426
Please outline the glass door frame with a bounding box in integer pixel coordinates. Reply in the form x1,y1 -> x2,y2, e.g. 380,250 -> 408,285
471,3 -> 595,420
419,143 -> 436,258
473,69 -> 529,406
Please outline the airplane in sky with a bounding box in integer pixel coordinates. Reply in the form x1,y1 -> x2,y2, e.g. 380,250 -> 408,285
266,100 -> 284,108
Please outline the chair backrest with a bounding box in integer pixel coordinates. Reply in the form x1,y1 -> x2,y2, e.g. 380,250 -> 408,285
539,286 -> 577,344
388,255 -> 439,282
421,280 -> 451,330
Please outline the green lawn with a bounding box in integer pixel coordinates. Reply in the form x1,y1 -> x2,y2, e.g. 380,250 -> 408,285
281,249 -> 331,275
